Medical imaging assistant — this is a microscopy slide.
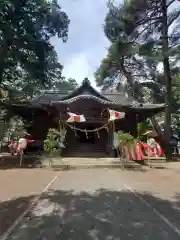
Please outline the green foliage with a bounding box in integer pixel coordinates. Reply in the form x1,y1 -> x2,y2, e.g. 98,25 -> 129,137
116,131 -> 137,146
44,126 -> 67,156
95,0 -> 180,106
44,129 -> 60,155
172,113 -> 180,134
52,77 -> 78,92
137,120 -> 152,137
8,117 -> 32,140
137,120 -> 152,142
0,0 -> 70,99
172,75 -> 180,111
95,0 -> 180,149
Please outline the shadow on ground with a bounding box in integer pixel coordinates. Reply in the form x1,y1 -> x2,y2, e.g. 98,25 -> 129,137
0,155 -> 41,170
0,195 -> 36,237
1,188 -> 180,239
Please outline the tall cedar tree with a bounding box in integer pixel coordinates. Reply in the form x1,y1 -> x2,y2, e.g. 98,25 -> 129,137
95,0 -> 180,156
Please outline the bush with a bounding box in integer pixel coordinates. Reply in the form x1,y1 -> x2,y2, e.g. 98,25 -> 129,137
116,131 -> 137,147
44,127 -> 67,156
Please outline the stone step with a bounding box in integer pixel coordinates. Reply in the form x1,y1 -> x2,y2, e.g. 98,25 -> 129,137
41,157 -> 147,171
63,150 -> 108,157
64,145 -> 107,157
66,148 -> 105,152
144,157 -> 166,168
66,145 -> 105,149
65,150 -> 107,153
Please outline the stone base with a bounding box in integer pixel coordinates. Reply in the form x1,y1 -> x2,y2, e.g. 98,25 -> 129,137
41,157 -> 148,171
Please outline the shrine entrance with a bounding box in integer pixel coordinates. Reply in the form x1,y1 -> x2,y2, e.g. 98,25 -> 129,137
76,126 -> 95,144
63,122 -> 110,158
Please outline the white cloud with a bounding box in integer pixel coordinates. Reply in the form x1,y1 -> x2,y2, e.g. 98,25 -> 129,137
52,0 -> 112,87
62,52 -> 96,87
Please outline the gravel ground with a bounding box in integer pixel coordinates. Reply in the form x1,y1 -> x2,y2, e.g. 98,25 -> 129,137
4,168 -> 180,240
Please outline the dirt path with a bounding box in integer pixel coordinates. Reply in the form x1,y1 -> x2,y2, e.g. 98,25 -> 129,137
0,169 -> 57,237
5,168 -> 180,240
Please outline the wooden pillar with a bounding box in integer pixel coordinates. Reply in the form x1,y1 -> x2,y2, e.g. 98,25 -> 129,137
107,122 -> 114,156
30,111 -> 50,140
128,112 -> 138,137
134,113 -> 138,138
107,123 -> 112,154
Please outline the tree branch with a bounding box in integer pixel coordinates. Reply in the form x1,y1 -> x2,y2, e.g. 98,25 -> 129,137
167,0 -> 176,8
168,12 -> 180,27
135,17 -> 161,27
133,20 -> 160,40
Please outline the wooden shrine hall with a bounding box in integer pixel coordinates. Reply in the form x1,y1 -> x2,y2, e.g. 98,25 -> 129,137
6,79 -> 165,157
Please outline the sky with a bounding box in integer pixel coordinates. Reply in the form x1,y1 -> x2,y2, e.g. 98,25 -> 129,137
52,0 -> 120,88
51,0 -> 179,88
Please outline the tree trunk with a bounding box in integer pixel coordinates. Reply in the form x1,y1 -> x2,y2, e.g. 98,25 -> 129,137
161,0 -> 172,159
0,41 -> 11,85
119,59 -> 166,152
119,60 -> 137,99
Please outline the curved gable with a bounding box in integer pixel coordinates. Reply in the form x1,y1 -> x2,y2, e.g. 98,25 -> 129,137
62,78 -> 109,101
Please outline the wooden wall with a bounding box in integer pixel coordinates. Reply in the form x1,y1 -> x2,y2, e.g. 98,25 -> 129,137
29,111 -> 50,140
28,109 -> 138,154
115,112 -> 137,137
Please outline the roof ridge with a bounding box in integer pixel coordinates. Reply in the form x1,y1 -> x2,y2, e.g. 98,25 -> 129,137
63,80 -> 109,101
42,90 -> 72,94
102,92 -> 125,95
50,94 -> 116,105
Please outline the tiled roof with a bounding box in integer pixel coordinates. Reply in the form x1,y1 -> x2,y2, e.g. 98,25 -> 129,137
102,92 -> 138,105
4,80 -> 165,119
29,80 -> 165,110
30,91 -> 164,110
31,91 -> 71,104
31,91 -> 131,105
31,90 -> 137,106
51,94 -> 131,106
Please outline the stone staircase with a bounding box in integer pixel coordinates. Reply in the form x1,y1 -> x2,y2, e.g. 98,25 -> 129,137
63,130 -> 108,157
41,157 -> 148,171
63,127 -> 108,158
64,143 -> 108,157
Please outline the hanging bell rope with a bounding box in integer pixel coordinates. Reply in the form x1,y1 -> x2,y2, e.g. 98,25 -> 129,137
85,129 -> 88,139
104,126 -> 109,132
73,123 -> 78,137
97,130 -> 100,138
